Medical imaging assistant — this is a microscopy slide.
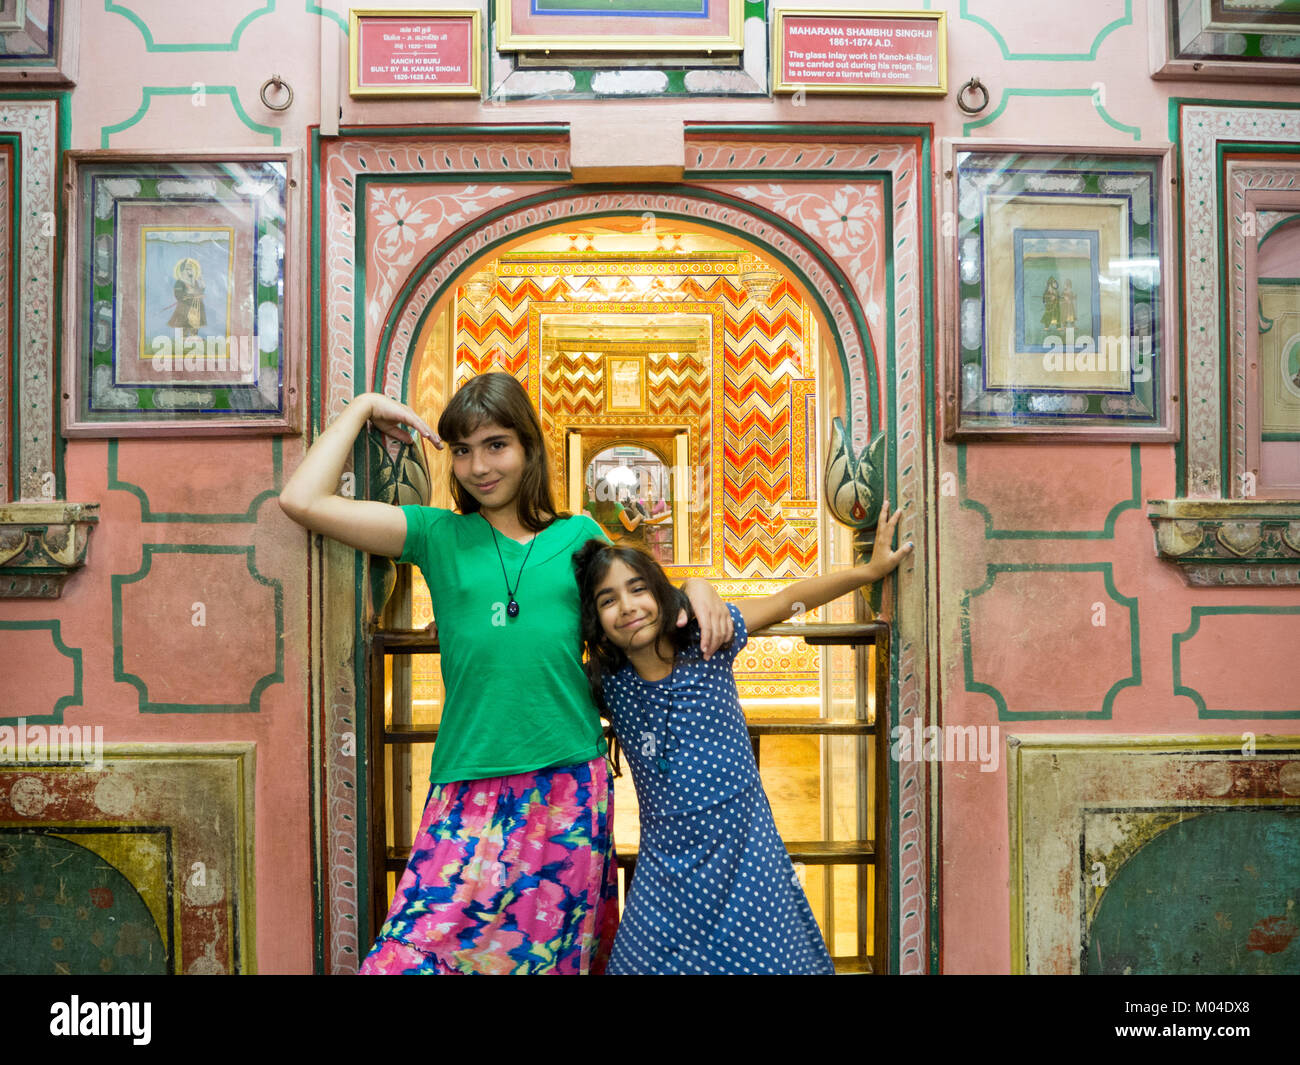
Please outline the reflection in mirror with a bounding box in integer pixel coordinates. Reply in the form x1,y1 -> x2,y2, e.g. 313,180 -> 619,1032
584,443 -> 675,566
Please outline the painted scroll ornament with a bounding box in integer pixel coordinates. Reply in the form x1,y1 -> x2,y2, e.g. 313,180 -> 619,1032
824,417 -> 886,530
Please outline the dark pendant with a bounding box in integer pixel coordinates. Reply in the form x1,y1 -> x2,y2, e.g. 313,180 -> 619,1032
656,757 -> 669,772
507,598 -> 519,618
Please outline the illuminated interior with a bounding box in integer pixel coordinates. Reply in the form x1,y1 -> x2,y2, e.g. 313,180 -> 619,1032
382,220 -> 874,957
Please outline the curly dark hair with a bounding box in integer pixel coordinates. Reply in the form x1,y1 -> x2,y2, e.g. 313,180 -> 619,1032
571,538 -> 693,713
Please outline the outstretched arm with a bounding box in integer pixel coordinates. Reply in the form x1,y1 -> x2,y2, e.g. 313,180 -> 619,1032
738,501 -> 912,632
279,392 -> 440,558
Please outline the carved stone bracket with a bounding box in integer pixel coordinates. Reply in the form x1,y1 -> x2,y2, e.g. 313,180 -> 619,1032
1148,499 -> 1300,586
0,503 -> 100,599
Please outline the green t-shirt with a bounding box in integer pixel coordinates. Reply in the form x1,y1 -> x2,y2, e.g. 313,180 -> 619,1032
399,505 -> 608,784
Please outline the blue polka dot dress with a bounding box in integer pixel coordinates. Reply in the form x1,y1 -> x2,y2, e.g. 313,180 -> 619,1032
603,603 -> 835,975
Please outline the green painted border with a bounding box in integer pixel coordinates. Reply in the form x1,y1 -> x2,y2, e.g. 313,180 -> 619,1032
0,91 -> 69,499
1170,97 -> 1190,496
962,563 -> 1141,720
53,92 -> 70,498
112,544 -> 284,713
1259,216 -> 1300,249
1,132 -> 20,502
107,438 -> 282,522
105,1 -> 275,52
307,1 -> 348,33
958,443 -> 1141,539
101,86 -> 280,148
1173,605 -> 1300,719
960,0 -> 1131,61
963,87 -> 1142,140
0,619 -> 83,725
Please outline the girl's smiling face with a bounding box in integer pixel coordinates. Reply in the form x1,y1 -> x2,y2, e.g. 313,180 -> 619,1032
448,421 -> 526,516
593,558 -> 664,657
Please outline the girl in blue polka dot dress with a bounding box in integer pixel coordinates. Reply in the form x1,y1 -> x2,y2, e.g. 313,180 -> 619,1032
573,503 -> 911,974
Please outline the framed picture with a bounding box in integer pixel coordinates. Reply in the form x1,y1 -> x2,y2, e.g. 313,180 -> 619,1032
494,0 -> 744,54
1151,0 -> 1300,81
605,354 -> 646,413
941,142 -> 1176,440
0,0 -> 77,84
63,151 -> 301,436
349,8 -> 482,97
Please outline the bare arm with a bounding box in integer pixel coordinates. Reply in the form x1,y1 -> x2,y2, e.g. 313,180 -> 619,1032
278,392 -> 439,558
680,577 -> 733,660
739,501 -> 912,632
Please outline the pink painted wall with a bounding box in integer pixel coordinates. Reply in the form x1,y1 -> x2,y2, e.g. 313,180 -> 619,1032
7,0 -> 1297,973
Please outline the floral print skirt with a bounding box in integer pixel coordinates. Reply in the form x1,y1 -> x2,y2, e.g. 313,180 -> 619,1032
358,756 -> 617,975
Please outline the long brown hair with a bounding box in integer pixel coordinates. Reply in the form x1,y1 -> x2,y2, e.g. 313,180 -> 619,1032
437,372 -> 566,533
571,538 -> 692,713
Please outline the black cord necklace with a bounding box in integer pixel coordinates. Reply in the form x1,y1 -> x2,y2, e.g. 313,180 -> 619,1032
485,516 -> 536,618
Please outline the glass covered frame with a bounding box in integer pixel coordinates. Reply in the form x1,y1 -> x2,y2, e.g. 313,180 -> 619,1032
941,141 -> 1177,441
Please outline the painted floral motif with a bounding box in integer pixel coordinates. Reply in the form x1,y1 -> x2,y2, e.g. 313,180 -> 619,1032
372,190 -> 873,439
321,136 -> 569,422
366,184 -> 515,326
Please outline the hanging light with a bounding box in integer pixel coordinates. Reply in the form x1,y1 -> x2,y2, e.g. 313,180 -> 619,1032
463,260 -> 498,311
739,253 -> 782,304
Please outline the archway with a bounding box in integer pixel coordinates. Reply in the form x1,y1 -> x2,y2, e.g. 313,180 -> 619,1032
312,127 -> 933,975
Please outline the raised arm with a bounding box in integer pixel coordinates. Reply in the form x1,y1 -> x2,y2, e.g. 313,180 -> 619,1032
278,392 -> 440,558
738,501 -> 912,632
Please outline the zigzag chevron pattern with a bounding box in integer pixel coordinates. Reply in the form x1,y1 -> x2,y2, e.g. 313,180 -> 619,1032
538,348 -> 713,562
454,271 -> 816,578
721,277 -> 812,578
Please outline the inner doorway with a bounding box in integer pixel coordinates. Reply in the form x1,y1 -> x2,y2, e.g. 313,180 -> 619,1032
369,217 -> 881,968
